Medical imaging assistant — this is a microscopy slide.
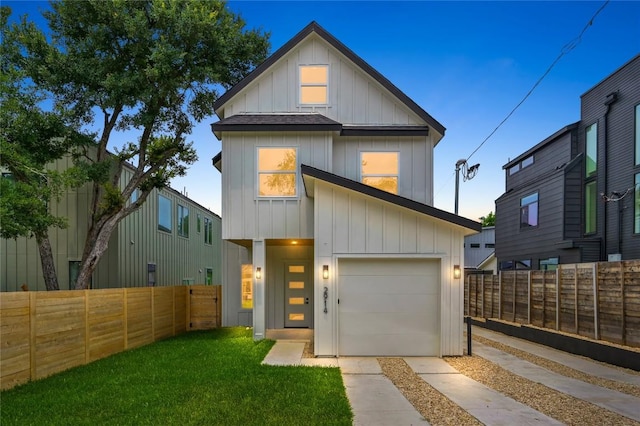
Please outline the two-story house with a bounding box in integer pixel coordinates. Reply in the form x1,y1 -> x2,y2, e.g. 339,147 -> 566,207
211,22 -> 480,357
1,153 -> 222,291
464,226 -> 496,273
496,54 -> 640,270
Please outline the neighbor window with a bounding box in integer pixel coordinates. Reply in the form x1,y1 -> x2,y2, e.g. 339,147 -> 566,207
177,204 -> 189,237
485,243 -> 495,248
204,217 -> 213,245
241,264 -> 253,309
206,268 -> 213,285
299,65 -> 328,104
197,214 -> 201,233
499,260 -> 513,270
515,259 -> 532,270
585,181 -> 597,234
635,105 -> 640,165
520,192 -> 538,228
585,123 -> 598,178
130,189 -> 139,204
158,194 -> 172,232
521,156 -> 534,169
540,257 -> 559,271
258,147 -> 297,197
470,243 -> 480,248
635,173 -> 640,234
361,152 -> 399,194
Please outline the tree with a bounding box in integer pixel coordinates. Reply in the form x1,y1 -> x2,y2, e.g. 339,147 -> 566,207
8,1 -> 270,289
0,7 -> 92,290
479,211 -> 496,227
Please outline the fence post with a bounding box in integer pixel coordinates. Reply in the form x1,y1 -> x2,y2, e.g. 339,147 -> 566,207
556,265 -> 560,331
542,271 -> 546,327
621,261 -> 626,345
593,263 -> 599,340
527,271 -> 532,325
29,292 -> 36,383
512,271 -> 516,322
498,271 -> 502,320
574,264 -> 578,334
481,274 -> 485,318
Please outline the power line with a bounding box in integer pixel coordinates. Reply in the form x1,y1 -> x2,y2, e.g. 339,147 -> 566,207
465,0 -> 610,163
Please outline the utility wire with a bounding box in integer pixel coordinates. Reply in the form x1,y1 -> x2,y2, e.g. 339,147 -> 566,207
465,0 -> 610,163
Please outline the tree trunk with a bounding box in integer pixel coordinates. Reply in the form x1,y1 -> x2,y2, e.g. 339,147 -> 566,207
75,216 -> 119,289
36,234 -> 59,291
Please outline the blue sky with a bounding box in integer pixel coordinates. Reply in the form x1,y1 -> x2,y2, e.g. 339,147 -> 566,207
5,1 -> 640,221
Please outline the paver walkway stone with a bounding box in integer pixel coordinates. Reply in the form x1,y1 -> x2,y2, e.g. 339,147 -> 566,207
473,342 -> 640,421
473,326 -> 640,386
411,358 -> 562,426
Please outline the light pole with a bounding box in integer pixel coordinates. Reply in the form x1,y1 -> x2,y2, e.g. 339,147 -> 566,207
454,159 -> 480,215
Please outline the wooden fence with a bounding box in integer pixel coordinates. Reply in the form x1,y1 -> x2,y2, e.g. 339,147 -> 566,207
0,285 -> 221,391
465,260 -> 640,348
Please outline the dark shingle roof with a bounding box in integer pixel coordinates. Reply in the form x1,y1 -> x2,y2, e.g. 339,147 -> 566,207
211,114 -> 342,137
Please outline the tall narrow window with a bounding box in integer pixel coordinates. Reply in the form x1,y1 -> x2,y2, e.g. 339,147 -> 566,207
177,204 -> 189,237
258,148 -> 297,196
206,268 -> 213,285
299,65 -> 328,104
635,173 -> 640,234
585,181 -> 597,234
361,152 -> 399,194
585,123 -> 598,178
241,264 -> 253,309
520,192 -> 538,228
204,217 -> 213,245
158,194 -> 172,232
635,105 -> 640,166
197,214 -> 202,233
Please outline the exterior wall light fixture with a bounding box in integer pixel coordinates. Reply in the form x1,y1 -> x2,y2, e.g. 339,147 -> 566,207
322,265 -> 329,279
453,265 -> 461,279
255,267 -> 262,280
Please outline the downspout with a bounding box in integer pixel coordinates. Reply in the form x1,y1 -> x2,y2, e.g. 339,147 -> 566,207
602,91 -> 618,259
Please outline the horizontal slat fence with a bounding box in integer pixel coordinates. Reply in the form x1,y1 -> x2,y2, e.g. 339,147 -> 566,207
465,260 -> 640,348
1,285 -> 221,391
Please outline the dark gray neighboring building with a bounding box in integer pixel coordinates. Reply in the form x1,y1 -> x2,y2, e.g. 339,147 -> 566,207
496,54 -> 640,270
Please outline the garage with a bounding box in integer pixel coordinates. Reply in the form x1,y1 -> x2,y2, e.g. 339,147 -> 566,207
338,258 -> 440,356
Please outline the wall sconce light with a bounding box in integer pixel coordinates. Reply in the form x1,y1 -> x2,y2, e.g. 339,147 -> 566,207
453,265 -> 461,279
322,265 -> 329,279
255,267 -> 262,280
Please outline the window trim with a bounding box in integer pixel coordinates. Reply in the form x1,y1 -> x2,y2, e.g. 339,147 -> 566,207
257,147 -> 298,198
359,151 -> 399,194
519,192 -> 539,229
299,64 -> 329,105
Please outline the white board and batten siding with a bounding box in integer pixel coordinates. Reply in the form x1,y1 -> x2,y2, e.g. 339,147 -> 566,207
221,132 -> 332,241
313,182 -> 465,357
219,34 -> 425,127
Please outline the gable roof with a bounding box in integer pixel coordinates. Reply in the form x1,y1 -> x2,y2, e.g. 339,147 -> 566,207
300,164 -> 480,233
213,21 -> 445,137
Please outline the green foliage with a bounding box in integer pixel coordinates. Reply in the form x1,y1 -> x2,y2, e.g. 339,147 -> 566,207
0,328 -> 353,425
4,1 -> 270,288
480,211 -> 496,227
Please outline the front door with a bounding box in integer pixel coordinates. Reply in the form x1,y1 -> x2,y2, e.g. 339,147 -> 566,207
284,262 -> 311,328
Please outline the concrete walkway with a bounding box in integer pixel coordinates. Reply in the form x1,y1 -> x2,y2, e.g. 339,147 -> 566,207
473,341 -> 640,421
262,341 -> 559,425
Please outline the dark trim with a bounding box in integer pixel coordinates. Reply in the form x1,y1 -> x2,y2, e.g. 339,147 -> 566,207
212,123 -> 342,132
341,125 -> 429,137
212,151 -> 222,172
469,318 -> 639,371
213,21 -> 445,137
503,122 -> 579,169
301,164 -> 481,232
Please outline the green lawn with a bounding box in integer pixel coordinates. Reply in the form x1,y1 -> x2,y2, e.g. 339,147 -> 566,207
1,328 -> 353,425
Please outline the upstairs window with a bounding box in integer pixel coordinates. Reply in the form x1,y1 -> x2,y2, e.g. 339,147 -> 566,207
585,123 -> 598,178
360,152 -> 399,194
520,192 -> 538,228
177,204 -> 189,238
258,148 -> 297,197
158,194 -> 172,233
204,217 -> 213,245
299,65 -> 328,104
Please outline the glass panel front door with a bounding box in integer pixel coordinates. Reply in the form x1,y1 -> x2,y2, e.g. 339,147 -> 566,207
284,263 -> 311,328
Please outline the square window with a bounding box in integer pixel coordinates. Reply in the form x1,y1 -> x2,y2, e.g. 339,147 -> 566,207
361,152 -> 399,194
300,65 -> 328,104
258,148 -> 297,197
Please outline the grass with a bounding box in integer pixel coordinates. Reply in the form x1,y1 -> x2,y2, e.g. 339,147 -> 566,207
0,328 -> 353,425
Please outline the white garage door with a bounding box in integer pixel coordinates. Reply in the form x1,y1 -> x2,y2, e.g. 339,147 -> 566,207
338,258 -> 440,356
